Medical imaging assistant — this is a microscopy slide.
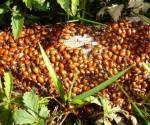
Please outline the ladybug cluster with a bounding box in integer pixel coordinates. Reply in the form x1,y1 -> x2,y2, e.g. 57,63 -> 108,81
0,20 -> 149,110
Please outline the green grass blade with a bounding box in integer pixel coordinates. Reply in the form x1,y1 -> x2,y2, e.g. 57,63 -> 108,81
72,64 -> 134,102
143,63 -> 150,73
0,78 -> 3,93
117,83 -> 150,125
0,78 -> 4,99
77,16 -> 107,26
39,43 -> 66,102
68,71 -> 79,101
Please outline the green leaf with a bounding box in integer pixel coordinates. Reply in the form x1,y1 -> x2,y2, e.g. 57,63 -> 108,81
23,0 -> 32,9
0,1 -> 12,15
5,0 -> 13,7
3,72 -> 13,100
71,0 -> 79,16
100,96 -> 110,111
13,109 -> 37,125
0,8 -> 7,14
39,106 -> 49,118
39,43 -> 67,102
72,64 -> 134,102
0,72 -> 13,125
32,1 -> 50,11
11,7 -> 24,40
14,91 -> 49,125
143,63 -> 150,73
57,0 -> 71,15
84,96 -> 101,106
38,119 -> 45,125
38,97 -> 49,108
98,96 -> 127,125
23,0 -> 50,11
23,91 -> 39,112
100,96 -> 123,114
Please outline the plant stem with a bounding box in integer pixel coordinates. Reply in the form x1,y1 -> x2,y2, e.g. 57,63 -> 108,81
117,83 -> 150,125
81,0 -> 86,18
59,112 -> 69,125
77,16 -> 107,26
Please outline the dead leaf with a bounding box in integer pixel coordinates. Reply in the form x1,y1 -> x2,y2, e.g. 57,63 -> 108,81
107,4 -> 124,22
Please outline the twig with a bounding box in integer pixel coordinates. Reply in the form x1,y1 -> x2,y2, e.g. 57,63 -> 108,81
59,112 -> 70,125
